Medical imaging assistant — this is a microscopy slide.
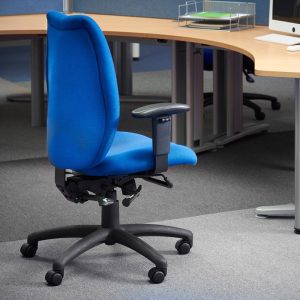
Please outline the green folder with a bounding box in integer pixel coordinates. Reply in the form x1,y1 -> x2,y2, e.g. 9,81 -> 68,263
190,11 -> 235,19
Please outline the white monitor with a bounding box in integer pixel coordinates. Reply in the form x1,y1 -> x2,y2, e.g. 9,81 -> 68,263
269,0 -> 300,35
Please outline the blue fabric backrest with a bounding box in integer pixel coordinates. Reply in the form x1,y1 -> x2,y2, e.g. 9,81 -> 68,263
47,11 -> 120,170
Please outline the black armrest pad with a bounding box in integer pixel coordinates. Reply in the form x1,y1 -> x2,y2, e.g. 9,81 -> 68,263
132,103 -> 190,119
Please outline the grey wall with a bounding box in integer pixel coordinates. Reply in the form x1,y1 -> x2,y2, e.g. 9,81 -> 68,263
0,0 -> 62,16
73,0 -> 270,25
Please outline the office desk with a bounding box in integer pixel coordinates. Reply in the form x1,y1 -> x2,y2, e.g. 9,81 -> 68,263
1,14 -> 300,232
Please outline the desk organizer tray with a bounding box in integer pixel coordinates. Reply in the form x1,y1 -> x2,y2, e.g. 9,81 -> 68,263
178,1 -> 256,31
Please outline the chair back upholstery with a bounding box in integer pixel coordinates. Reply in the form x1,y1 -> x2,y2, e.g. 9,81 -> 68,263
47,12 -> 120,170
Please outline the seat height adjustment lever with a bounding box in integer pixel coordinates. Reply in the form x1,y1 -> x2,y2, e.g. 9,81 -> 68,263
122,185 -> 142,207
79,194 -> 115,206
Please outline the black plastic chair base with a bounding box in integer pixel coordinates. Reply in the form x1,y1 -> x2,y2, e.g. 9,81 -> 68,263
243,93 -> 281,110
20,202 -> 193,286
204,92 -> 280,121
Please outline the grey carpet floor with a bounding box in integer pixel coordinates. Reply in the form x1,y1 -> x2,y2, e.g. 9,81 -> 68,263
1,209 -> 299,300
0,70 -> 298,299
0,131 -> 294,242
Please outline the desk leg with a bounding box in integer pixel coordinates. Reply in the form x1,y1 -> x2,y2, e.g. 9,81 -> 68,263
120,42 -> 133,96
192,46 -> 216,152
109,41 -> 121,84
226,51 -> 243,136
109,41 -> 132,96
171,41 -> 216,152
256,203 -> 295,218
193,46 -> 215,151
185,42 -> 195,148
31,36 -> 45,127
256,79 -> 300,234
214,50 -> 269,146
295,78 -> 300,232
171,41 -> 187,146
213,49 -> 227,138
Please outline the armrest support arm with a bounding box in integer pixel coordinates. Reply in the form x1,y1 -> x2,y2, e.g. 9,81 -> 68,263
132,103 -> 190,174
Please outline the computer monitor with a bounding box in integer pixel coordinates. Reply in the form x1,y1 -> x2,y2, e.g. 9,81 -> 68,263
269,0 -> 300,35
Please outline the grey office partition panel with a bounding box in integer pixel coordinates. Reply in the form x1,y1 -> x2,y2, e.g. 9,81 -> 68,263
0,0 -> 62,16
0,0 -> 269,24
73,0 -> 184,19
73,0 -> 269,25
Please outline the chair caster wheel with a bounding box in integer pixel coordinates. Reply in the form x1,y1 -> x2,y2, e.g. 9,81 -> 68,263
175,239 -> 191,255
148,267 -> 166,284
20,243 -> 37,258
271,102 -> 281,110
45,270 -> 63,286
255,111 -> 265,121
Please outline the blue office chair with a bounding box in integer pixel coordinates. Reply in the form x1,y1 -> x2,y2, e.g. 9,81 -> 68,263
20,12 -> 197,286
203,49 -> 281,120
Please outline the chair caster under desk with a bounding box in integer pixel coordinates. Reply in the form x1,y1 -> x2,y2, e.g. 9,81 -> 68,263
20,201 -> 193,286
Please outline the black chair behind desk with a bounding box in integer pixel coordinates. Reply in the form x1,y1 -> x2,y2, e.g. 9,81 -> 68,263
203,49 -> 281,120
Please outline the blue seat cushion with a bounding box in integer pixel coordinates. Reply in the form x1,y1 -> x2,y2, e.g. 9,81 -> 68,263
77,131 -> 197,176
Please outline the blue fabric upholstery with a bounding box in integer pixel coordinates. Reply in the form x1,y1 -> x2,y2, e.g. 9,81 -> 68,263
47,12 -> 197,177
47,12 -> 119,170
78,131 -> 197,176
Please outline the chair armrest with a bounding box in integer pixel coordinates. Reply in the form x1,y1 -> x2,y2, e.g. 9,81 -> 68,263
132,103 -> 190,174
132,103 -> 189,118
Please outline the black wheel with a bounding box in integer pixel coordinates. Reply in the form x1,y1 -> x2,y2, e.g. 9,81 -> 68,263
255,111 -> 265,121
20,243 -> 37,258
175,239 -> 191,255
271,102 -> 281,110
148,267 -> 166,284
45,270 -> 63,286
122,198 -> 131,207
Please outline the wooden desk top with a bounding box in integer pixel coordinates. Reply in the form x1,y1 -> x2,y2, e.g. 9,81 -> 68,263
0,13 -> 299,78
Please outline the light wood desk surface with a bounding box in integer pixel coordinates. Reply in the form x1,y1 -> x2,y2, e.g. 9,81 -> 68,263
0,13 -> 300,78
